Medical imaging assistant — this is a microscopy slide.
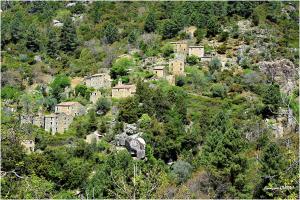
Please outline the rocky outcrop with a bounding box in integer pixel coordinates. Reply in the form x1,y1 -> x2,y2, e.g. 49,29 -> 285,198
258,59 -> 298,94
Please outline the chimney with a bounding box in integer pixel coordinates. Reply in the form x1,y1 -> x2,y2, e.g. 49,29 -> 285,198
118,79 -> 122,85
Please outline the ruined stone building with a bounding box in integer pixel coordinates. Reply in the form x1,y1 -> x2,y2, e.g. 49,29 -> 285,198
44,112 -> 74,135
90,90 -> 102,104
153,65 -> 165,78
84,73 -> 111,89
85,130 -> 103,144
20,113 -> 45,128
21,140 -> 35,153
188,46 -> 204,58
166,75 -> 176,86
55,101 -> 86,117
169,58 -> 185,76
170,41 -> 188,55
112,80 -> 136,98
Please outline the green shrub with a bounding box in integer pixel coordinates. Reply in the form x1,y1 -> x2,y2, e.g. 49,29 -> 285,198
211,83 -> 227,98
186,55 -> 199,65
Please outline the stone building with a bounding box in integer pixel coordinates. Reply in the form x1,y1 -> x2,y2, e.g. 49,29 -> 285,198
21,140 -> 35,153
90,91 -> 101,104
44,112 -> 74,135
84,73 -> 111,89
170,41 -> 188,55
20,113 -> 45,128
169,58 -> 185,76
112,80 -> 136,98
201,56 -> 212,63
55,101 -> 86,117
153,66 -> 165,78
85,130 -> 103,144
166,75 -> 176,86
188,46 -> 204,58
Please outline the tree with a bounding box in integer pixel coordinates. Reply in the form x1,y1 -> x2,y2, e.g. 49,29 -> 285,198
144,12 -> 156,33
128,30 -> 138,44
26,25 -> 40,52
103,22 -> 119,44
206,17 -> 220,37
186,55 -> 199,65
211,83 -> 227,98
110,58 -> 133,79
14,174 -> 55,199
262,84 -> 281,113
60,17 -> 78,53
96,97 -> 111,115
202,123 -> 251,198
90,1 -> 102,23
161,43 -> 174,58
254,142 -> 286,199
50,75 -> 71,102
75,84 -> 93,100
209,57 -> 222,73
46,28 -> 59,58
10,12 -> 24,43
195,28 -> 206,43
61,157 -> 91,189
161,19 -> 180,39
171,160 -> 193,184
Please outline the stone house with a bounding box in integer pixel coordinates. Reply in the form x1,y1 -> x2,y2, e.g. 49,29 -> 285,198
188,46 -> 204,58
20,113 -> 45,128
90,91 -> 101,104
112,80 -> 136,98
44,112 -> 74,135
169,58 -> 185,76
85,130 -> 103,144
153,66 -> 165,78
166,75 -> 176,86
55,101 -> 86,117
170,41 -> 188,55
21,140 -> 35,153
84,73 -> 111,89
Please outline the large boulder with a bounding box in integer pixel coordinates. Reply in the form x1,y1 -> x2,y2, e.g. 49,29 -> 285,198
258,59 -> 298,94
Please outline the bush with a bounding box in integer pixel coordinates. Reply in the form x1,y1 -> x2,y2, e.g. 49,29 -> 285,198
218,31 -> 229,42
176,76 -> 185,87
171,160 -> 193,184
161,44 -> 174,58
186,55 -> 199,65
96,97 -> 111,115
216,43 -> 227,54
211,83 -> 227,98
209,57 -> 222,73
1,85 -> 21,101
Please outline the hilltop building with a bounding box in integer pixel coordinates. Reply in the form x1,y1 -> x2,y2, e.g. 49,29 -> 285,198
112,80 -> 136,98
21,140 -> 35,154
188,46 -> 204,58
55,101 -> 86,117
169,58 -> 185,76
84,73 -> 111,89
90,90 -> 102,104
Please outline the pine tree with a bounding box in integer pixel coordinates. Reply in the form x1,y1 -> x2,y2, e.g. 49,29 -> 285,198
46,29 -> 59,58
144,13 -> 156,33
103,22 -> 119,44
26,25 -> 40,52
60,17 -> 78,53
202,118 -> 251,198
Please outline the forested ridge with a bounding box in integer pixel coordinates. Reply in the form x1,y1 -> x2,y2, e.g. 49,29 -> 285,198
1,1 -> 299,199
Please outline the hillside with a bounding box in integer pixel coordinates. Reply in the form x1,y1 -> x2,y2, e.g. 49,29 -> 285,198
1,1 -> 299,199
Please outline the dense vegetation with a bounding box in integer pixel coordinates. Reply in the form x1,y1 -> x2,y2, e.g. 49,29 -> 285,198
1,1 -> 299,199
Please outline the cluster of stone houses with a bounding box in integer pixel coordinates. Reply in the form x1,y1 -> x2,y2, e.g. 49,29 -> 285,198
21,101 -> 86,135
